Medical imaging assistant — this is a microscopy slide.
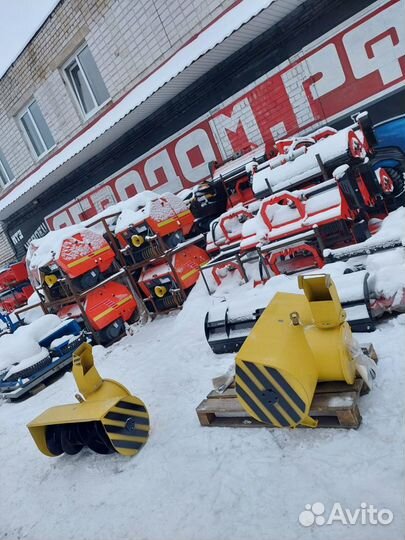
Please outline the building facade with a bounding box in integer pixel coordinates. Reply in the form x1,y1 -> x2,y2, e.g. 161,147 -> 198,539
0,0 -> 404,262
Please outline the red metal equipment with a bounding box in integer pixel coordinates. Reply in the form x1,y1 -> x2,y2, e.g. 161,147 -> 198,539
84,282 -> 138,343
42,229 -> 116,293
27,228 -> 137,344
263,244 -> 325,276
0,261 -> 34,313
115,192 -> 195,264
212,261 -> 245,286
138,245 -> 209,311
209,145 -> 267,209
202,112 -> 403,288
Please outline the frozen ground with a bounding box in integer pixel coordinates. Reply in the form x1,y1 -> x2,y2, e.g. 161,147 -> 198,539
0,272 -> 404,540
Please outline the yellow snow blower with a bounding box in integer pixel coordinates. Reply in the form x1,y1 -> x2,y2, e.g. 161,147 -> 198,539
27,343 -> 150,457
235,274 -> 357,428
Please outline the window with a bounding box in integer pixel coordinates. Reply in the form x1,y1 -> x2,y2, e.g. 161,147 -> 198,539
19,101 -> 55,159
0,149 -> 14,186
64,45 -> 109,117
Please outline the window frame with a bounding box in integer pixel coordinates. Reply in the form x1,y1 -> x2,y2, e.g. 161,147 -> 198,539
18,100 -> 55,160
0,153 -> 14,187
62,44 -> 110,120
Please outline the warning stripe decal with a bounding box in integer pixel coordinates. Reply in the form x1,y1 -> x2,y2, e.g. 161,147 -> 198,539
236,360 -> 306,426
104,411 -> 150,425
102,399 -> 150,455
181,268 -> 199,280
93,295 -> 134,322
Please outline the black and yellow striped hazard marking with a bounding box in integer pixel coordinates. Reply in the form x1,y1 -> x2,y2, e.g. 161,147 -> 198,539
235,360 -> 307,427
102,397 -> 150,456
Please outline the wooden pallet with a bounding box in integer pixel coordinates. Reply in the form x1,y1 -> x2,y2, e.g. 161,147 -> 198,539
196,344 -> 377,430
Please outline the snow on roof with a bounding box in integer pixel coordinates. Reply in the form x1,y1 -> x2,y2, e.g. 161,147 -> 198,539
0,0 -> 278,218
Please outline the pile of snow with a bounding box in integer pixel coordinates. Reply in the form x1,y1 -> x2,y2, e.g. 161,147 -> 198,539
49,334 -> 77,350
20,291 -> 44,324
4,348 -> 49,381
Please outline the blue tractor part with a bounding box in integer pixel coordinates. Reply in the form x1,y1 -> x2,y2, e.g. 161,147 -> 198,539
367,114 -> 405,208
0,312 -> 24,334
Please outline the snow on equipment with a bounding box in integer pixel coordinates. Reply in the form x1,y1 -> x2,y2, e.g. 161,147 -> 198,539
138,244 -> 209,312
205,174 -> 375,287
251,112 -> 401,202
27,228 -> 138,345
36,229 -> 116,299
205,269 -> 375,355
209,145 -> 267,208
115,192 -> 195,264
235,274 -> 358,428
0,318 -> 87,400
27,343 -> 150,457
203,115 -> 404,288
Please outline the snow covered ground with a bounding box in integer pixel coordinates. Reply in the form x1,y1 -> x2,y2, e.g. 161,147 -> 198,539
0,266 -> 404,540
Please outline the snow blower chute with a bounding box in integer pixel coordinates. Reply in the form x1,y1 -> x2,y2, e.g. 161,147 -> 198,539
27,343 -> 150,457
235,274 -> 357,428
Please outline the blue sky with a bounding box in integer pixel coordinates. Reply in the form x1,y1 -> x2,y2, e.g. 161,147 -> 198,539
0,0 -> 60,78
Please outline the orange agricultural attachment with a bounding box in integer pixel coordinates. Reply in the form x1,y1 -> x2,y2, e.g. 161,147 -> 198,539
115,193 -> 195,263
56,230 -> 116,280
138,245 -> 209,311
84,282 -> 138,343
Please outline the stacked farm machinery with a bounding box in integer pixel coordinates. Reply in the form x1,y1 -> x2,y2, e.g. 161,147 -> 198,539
24,191 -> 210,348
113,191 -> 209,313
0,261 -> 34,313
199,112 -> 404,291
27,228 -> 139,345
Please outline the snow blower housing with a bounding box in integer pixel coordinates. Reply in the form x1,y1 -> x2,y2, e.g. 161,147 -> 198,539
27,343 -> 150,457
235,274 -> 357,428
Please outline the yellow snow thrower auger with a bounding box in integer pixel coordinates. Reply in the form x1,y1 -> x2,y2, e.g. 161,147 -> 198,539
235,274 -> 357,428
27,343 -> 150,457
